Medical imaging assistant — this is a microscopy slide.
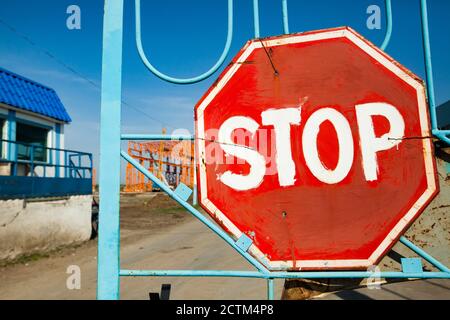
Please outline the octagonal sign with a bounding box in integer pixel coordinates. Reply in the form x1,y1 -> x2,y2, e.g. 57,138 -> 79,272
194,27 -> 438,270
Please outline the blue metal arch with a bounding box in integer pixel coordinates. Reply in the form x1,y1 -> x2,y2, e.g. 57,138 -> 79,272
380,0 -> 393,50
134,0 -> 233,84
282,0 -> 289,34
276,0 -> 393,50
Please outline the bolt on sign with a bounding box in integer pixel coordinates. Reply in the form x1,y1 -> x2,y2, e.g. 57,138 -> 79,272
194,27 -> 439,271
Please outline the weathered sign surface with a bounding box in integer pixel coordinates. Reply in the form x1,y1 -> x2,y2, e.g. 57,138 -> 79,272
194,27 -> 438,270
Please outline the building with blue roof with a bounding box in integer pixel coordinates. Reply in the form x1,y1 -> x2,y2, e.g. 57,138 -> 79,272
0,66 -> 92,196
0,67 -> 72,123
0,68 -> 92,184
0,67 -> 94,262
1,66 -> 84,178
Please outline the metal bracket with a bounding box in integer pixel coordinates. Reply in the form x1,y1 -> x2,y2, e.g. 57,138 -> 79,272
401,258 -> 423,273
236,234 -> 253,252
149,284 -> 171,300
174,183 -> 193,202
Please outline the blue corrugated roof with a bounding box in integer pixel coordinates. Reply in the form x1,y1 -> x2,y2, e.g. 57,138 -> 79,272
0,67 -> 71,123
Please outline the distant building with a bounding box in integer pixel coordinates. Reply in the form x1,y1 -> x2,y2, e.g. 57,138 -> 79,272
0,67 -> 93,261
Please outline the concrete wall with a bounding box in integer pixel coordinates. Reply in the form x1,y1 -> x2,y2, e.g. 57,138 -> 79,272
0,195 -> 92,261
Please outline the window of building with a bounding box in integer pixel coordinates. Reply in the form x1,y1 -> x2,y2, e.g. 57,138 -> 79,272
16,122 -> 49,162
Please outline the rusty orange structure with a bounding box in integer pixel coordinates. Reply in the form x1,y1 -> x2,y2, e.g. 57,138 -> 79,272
124,138 -> 194,193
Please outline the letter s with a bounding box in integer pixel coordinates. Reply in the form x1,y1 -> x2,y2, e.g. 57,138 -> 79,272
218,116 -> 266,191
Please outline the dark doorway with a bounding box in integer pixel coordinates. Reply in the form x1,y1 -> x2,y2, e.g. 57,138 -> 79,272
16,122 -> 49,162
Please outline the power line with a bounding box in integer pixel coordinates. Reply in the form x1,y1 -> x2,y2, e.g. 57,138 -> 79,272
0,18 -> 176,130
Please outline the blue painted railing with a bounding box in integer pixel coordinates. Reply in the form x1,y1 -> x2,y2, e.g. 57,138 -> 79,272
0,139 -> 92,179
98,0 -> 450,300
0,139 -> 92,199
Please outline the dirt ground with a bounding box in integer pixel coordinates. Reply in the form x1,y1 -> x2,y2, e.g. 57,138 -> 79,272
0,193 -> 282,300
0,193 -> 189,299
0,192 -> 449,300
116,192 -> 194,242
0,192 -> 193,267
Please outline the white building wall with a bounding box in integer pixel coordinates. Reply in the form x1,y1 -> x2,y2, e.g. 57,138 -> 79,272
1,109 -> 7,158
0,105 -> 92,262
58,124 -> 65,178
0,195 -> 92,261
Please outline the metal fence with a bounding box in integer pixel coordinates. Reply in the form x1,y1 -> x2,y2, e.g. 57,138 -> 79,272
97,0 -> 450,300
1,139 -> 92,178
0,139 -> 92,198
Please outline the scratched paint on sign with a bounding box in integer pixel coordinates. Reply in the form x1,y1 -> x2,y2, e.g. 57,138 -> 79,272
195,27 -> 438,270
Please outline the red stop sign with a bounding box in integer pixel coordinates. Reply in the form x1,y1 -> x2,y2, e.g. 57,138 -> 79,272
194,27 -> 438,270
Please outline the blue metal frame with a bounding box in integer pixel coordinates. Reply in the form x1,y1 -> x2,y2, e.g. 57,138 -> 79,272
97,0 -> 124,300
380,0 -> 392,50
253,0 -> 260,38
282,0 -> 289,34
419,0 -> 450,145
98,0 -> 450,300
135,0 -> 233,84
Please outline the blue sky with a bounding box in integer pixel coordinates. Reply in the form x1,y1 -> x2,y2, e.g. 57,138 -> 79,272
0,0 -> 449,173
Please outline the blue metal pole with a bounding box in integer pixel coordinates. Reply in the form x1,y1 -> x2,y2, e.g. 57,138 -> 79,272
267,278 -> 274,300
193,146 -> 198,206
121,150 -> 270,274
253,0 -> 260,38
419,0 -> 438,131
269,271 -> 450,279
418,0 -> 450,145
380,0 -> 392,51
400,236 -> 450,273
120,270 -> 264,278
97,0 -> 124,300
119,269 -> 450,280
435,132 -> 450,145
282,0 -> 289,34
